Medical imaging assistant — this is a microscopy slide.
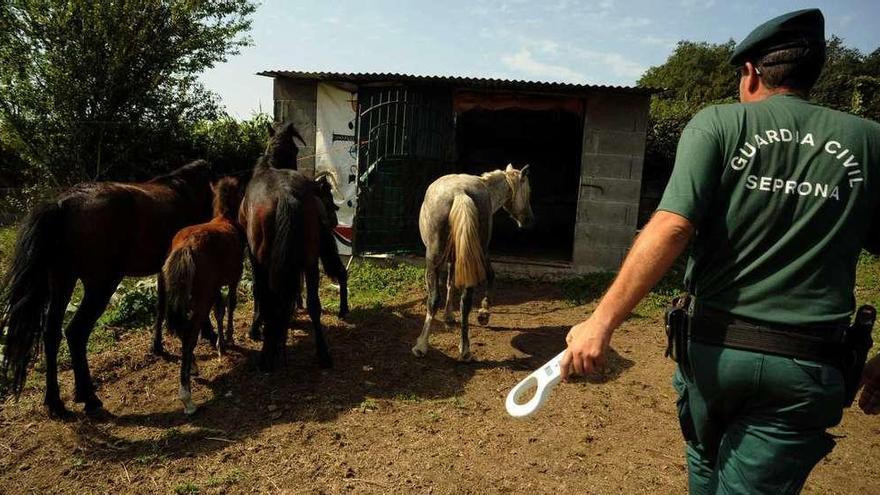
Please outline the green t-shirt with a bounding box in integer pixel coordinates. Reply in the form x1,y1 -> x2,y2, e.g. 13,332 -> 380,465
658,94 -> 880,326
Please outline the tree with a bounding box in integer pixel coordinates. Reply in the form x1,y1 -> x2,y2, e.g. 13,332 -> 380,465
811,36 -> 870,113
638,40 -> 738,104
0,0 -> 256,184
190,112 -> 272,177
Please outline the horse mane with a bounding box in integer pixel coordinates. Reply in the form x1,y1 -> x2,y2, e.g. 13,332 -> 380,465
480,169 -> 508,182
480,169 -> 520,195
212,177 -> 241,220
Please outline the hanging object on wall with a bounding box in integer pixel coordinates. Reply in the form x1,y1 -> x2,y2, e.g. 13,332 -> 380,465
316,83 -> 358,255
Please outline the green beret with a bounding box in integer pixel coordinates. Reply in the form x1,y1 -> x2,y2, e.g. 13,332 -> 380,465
729,9 -> 825,66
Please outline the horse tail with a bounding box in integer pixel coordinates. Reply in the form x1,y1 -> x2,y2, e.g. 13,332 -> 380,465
270,195 -> 303,293
318,225 -> 346,284
0,202 -> 63,395
163,245 -> 196,338
447,194 -> 486,289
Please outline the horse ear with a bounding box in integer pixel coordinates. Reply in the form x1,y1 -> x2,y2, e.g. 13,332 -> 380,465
267,123 -> 275,137
506,163 -> 514,172
521,164 -> 530,178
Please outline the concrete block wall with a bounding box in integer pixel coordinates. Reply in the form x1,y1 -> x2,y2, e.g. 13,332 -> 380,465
273,78 -> 318,177
573,91 -> 650,272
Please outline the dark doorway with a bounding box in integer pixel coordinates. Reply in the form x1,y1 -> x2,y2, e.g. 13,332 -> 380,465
455,107 -> 583,262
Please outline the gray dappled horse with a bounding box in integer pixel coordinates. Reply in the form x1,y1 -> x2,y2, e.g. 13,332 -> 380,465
412,164 -> 534,361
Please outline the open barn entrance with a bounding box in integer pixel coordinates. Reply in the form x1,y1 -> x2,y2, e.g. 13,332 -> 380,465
454,96 -> 583,263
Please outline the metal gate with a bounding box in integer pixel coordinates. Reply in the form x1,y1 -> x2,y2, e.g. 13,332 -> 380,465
354,86 -> 454,253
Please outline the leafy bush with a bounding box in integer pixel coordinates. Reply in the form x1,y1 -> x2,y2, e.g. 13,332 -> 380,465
98,279 -> 158,329
189,113 -> 271,177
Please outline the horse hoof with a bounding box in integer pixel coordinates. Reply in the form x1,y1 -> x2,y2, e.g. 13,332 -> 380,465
411,345 -> 428,357
84,398 -> 105,416
249,329 -> 263,342
458,352 -> 473,362
45,400 -> 72,420
477,310 -> 490,326
151,344 -> 165,356
183,404 -> 198,416
338,307 -> 350,319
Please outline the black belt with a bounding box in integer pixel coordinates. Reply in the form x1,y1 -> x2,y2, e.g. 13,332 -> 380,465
689,306 -> 847,365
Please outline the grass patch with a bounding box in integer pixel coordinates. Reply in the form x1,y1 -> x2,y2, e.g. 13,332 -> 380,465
357,398 -> 379,412
173,482 -> 200,495
161,427 -> 184,443
856,251 -> 880,357
134,453 -> 165,466
205,469 -> 245,487
321,259 -> 422,313
559,261 -> 686,319
393,392 -> 423,403
0,225 -> 15,274
560,272 -> 616,306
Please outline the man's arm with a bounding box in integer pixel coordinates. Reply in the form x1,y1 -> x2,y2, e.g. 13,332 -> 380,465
561,210 -> 695,379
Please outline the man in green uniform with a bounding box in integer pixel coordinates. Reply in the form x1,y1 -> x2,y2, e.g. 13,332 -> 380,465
560,9 -> 880,494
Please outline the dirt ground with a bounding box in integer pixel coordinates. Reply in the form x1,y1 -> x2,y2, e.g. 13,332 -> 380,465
1,281 -> 878,494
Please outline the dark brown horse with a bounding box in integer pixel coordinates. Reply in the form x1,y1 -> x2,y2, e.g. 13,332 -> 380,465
163,176 -> 244,415
247,169 -> 349,342
240,122 -> 348,371
0,161 -> 213,417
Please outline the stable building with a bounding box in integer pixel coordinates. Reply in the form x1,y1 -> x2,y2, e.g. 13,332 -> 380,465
258,70 -> 655,273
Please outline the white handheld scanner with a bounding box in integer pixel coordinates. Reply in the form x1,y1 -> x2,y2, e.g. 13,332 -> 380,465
505,350 -> 566,418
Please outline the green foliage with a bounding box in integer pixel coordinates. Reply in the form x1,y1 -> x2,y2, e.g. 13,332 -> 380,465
98,280 -> 158,329
560,272 -> 616,306
323,260 -> 423,313
173,482 -> 200,495
0,226 -> 15,274
856,251 -> 880,356
205,469 -> 245,488
190,113 -> 271,177
851,76 -> 880,120
560,262 -> 686,317
0,0 -> 256,184
811,36 -> 880,116
638,40 -> 738,103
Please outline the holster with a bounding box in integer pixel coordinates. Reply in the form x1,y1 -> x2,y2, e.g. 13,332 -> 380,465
841,305 -> 875,407
665,295 -> 691,373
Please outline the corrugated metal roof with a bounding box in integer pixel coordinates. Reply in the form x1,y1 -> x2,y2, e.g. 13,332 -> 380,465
257,70 -> 659,95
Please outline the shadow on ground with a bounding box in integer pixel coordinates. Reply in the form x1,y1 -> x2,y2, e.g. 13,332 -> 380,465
65,294 -> 539,463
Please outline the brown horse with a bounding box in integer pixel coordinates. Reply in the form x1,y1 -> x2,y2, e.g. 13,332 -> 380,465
247,170 -> 349,342
0,161 -> 213,417
240,122 -> 348,371
162,176 -> 244,415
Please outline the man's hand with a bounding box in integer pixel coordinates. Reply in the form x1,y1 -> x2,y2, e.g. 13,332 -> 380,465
859,355 -> 880,415
557,211 -> 693,383
560,316 -> 613,380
